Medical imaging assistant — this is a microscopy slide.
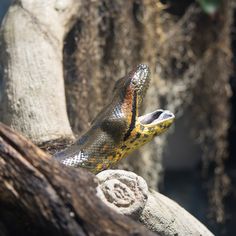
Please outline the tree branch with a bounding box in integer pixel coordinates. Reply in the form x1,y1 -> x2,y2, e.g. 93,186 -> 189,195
0,122 -> 156,236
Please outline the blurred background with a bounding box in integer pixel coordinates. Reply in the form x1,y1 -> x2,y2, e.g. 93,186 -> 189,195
0,1 -> 236,235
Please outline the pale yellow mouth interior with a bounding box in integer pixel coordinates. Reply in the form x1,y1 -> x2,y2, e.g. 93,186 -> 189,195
138,109 -> 175,127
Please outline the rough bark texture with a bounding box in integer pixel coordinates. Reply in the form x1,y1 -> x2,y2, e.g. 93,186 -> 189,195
96,170 -> 214,236
140,190 -> 213,236
0,0 -> 79,144
0,123 -> 157,236
190,1 -> 233,222
96,170 -> 149,219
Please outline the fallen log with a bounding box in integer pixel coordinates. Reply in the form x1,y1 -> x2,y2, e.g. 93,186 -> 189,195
0,123 -> 156,236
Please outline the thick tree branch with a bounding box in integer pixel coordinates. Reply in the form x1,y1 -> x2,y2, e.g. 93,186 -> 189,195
0,123 -> 156,236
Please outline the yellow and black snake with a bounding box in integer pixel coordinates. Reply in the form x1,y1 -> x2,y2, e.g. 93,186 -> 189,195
54,64 -> 174,173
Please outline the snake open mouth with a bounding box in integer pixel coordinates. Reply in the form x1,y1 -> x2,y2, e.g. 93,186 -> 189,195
129,64 -> 174,128
138,109 -> 175,126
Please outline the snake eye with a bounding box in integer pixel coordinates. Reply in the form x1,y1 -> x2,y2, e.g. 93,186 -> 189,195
131,77 -> 137,86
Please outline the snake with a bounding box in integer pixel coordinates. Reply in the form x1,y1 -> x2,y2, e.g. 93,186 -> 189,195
54,64 -> 175,174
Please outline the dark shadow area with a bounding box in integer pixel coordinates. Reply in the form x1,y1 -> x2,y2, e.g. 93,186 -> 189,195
0,0 -> 11,22
162,170 -> 209,227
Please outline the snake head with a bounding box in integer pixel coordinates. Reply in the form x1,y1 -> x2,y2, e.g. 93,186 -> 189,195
113,64 -> 150,107
115,64 -> 175,155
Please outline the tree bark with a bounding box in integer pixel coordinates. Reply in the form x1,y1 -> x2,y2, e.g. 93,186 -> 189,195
0,0 -> 79,144
190,1 -> 233,222
0,122 -> 157,236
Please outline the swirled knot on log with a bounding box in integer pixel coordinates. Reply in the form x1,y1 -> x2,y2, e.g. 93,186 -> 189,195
96,170 -> 148,219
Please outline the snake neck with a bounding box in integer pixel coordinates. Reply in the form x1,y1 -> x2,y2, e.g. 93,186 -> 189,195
54,98 -> 131,172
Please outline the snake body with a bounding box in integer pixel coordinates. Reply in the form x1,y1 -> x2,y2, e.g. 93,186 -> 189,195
54,64 -> 174,173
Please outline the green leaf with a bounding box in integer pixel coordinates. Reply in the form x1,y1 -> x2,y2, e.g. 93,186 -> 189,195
197,0 -> 221,14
